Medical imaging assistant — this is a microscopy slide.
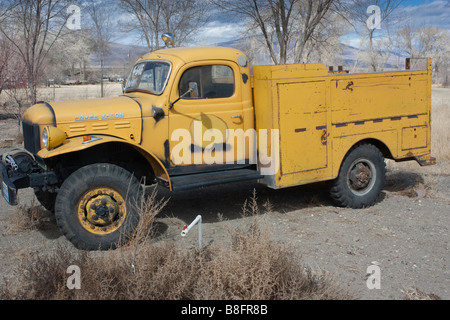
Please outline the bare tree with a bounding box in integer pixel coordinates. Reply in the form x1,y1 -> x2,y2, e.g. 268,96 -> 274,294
210,0 -> 340,65
120,0 -> 211,51
0,0 -> 74,105
0,33 -> 12,96
395,24 -> 415,59
211,0 -> 297,65
341,0 -> 405,71
396,25 -> 450,84
120,0 -> 162,50
87,0 -> 115,97
159,0 -> 211,46
0,28 -> 29,126
293,0 -> 337,63
46,28 -> 92,90
296,10 -> 349,66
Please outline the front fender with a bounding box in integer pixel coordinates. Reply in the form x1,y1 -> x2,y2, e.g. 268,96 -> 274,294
37,136 -> 172,189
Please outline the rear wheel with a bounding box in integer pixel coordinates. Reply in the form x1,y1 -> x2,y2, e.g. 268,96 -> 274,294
330,144 -> 386,209
55,163 -> 143,250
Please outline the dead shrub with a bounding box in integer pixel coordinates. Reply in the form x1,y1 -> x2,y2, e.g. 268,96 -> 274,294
402,287 -> 441,300
387,102 -> 450,174
193,229 -> 344,300
0,245 -> 88,300
5,198 -> 49,234
1,191 -> 351,300
431,104 -> 450,163
194,190 -> 347,300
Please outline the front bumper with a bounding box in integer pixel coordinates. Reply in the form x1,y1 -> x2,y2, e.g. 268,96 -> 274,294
0,152 -> 59,206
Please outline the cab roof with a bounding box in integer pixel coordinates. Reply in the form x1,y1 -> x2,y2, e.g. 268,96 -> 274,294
138,46 -> 246,64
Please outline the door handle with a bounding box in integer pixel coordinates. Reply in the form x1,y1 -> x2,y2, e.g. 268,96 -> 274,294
231,115 -> 242,119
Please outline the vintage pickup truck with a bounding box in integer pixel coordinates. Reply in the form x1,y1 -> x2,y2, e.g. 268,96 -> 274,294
0,40 -> 435,250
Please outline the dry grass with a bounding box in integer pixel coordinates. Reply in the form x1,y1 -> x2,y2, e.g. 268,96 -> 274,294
0,84 -> 123,106
0,131 -> 22,148
430,103 -> 450,164
384,102 -> 450,202
387,102 -> 450,175
0,191 -> 351,300
5,198 -> 49,235
401,287 -> 441,300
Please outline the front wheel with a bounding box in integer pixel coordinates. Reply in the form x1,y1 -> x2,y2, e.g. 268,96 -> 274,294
330,144 -> 386,209
54,163 -> 143,250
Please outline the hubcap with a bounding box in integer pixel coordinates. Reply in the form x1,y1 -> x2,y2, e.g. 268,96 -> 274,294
347,159 -> 376,196
78,188 -> 127,235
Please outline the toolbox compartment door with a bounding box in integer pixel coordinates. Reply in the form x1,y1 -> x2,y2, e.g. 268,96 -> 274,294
278,80 -> 328,175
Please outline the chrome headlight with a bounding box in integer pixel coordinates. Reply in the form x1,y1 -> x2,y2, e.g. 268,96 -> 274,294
42,126 -> 67,150
42,127 -> 49,149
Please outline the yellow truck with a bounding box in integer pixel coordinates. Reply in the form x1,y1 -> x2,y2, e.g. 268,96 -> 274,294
0,43 -> 435,250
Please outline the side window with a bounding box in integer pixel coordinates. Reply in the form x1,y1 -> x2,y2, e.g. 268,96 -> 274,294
179,65 -> 235,99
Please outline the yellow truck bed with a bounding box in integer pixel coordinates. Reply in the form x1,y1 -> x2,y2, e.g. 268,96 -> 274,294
253,59 -> 434,189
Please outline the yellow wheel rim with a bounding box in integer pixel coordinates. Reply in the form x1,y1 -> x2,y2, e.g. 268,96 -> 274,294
77,187 -> 127,235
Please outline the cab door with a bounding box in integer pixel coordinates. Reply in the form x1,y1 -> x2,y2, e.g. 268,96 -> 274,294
168,61 -> 248,172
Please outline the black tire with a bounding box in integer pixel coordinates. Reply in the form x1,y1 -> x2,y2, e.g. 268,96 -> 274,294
55,163 -> 143,250
34,188 -> 57,212
330,144 -> 386,209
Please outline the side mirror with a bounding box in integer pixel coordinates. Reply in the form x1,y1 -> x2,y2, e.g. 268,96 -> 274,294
169,88 -> 193,109
189,82 -> 199,98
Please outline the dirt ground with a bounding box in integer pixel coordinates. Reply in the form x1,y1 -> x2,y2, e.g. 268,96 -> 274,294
0,88 -> 448,300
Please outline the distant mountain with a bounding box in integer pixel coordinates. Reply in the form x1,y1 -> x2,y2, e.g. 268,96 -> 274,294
216,36 -> 408,70
95,38 -> 407,73
90,42 -> 149,68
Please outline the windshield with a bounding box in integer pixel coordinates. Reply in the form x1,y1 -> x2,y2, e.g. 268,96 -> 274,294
125,61 -> 171,95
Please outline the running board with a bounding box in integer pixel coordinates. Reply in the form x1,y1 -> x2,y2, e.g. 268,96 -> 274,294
158,169 -> 263,191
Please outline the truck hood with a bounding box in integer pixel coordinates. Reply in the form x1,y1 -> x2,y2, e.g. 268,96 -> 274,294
23,96 -> 144,143
54,96 -> 141,124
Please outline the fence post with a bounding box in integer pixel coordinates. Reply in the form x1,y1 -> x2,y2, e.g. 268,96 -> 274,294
181,215 -> 202,250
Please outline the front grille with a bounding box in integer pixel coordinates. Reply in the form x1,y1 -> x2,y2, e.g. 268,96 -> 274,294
22,121 -> 41,155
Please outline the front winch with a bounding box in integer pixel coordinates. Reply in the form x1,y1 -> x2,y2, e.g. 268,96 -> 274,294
0,148 -> 59,206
